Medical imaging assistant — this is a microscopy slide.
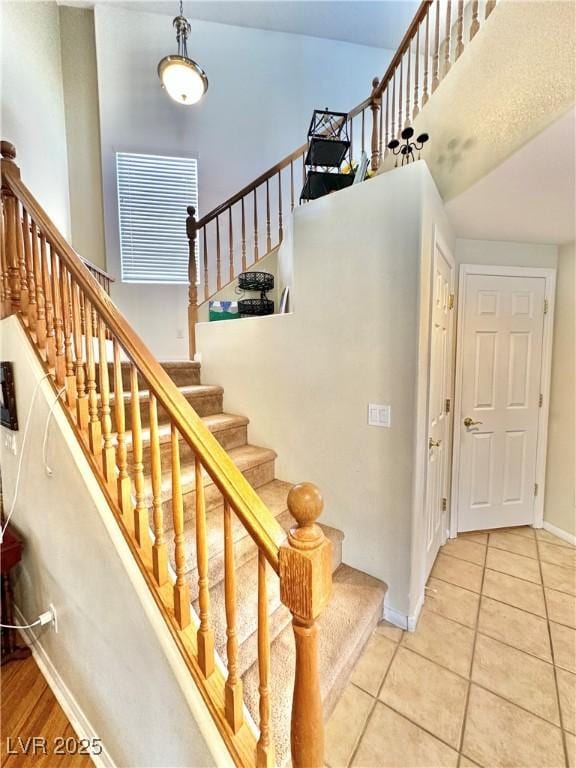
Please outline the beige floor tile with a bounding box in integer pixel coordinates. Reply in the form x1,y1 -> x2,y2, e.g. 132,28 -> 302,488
325,683 -> 374,768
350,632 -> 397,696
472,634 -> 559,725
460,532 -> 488,545
488,530 -> 538,559
402,609 -> 475,677
478,595 -> 552,661
485,547 -> 541,584
566,731 -> 576,768
556,667 -> 576,734
550,621 -> 576,673
379,647 -> 468,748
462,685 -> 565,768
501,526 -> 536,540
426,577 -> 480,628
431,553 -> 484,593
351,702 -> 459,768
459,757 -> 480,767
536,528 -> 575,549
542,561 -> 576,596
374,621 -> 403,643
546,588 -> 576,629
441,538 -> 486,566
539,541 -> 576,570
482,568 -> 546,617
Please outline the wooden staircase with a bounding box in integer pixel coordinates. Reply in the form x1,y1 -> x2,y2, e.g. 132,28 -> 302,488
114,359 -> 387,765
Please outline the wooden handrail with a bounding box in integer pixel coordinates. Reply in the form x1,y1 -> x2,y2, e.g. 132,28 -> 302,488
2,156 -> 285,572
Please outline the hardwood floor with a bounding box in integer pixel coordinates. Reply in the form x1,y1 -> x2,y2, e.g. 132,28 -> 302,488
1,657 -> 93,767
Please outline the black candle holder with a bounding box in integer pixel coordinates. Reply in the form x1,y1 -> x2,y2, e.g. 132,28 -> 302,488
387,127 -> 429,166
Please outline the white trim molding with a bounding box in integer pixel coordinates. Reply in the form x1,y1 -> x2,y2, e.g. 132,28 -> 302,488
384,590 -> 425,632
450,264 -> 557,537
542,520 -> 576,546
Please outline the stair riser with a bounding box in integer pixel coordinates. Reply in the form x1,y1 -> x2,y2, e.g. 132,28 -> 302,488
110,391 -> 224,431
99,363 -> 202,389
161,458 -> 276,520
128,423 -> 248,472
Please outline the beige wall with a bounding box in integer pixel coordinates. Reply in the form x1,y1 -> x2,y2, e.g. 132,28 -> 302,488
0,316 -> 230,768
59,6 -> 106,269
198,162 -> 454,621
545,242 -> 576,537
1,1 -> 70,236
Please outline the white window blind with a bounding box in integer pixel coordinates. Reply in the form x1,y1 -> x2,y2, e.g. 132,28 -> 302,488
116,152 -> 198,284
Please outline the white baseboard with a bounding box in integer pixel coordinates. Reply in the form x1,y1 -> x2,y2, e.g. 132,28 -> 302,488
384,591 -> 425,633
13,606 -> 116,768
542,520 -> 576,546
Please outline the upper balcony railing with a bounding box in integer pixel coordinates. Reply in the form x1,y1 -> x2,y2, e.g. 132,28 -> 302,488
186,0 -> 497,357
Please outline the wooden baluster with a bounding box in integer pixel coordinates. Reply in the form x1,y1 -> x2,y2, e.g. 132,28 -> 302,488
432,0 -> 441,92
223,500 -> 243,732
280,483 -> 332,768
253,189 -> 259,262
241,198 -> 247,272
485,0 -> 496,18
398,56 -> 403,135
98,317 -> 115,483
349,117 -> 354,166
405,39 -> 412,128
378,102 -> 383,163
361,108 -> 366,155
203,229 -> 209,301
391,70 -> 397,141
31,222 -> 46,349
228,207 -> 234,282
216,216 -> 222,290
0,197 -> 8,316
290,161 -> 295,212
470,0 -> 480,38
370,78 -> 381,172
187,206 -> 198,361
130,364 -> 149,549
149,392 -> 168,585
278,171 -> 283,244
265,180 -> 271,253
195,455 -> 215,677
50,245 -> 66,386
384,87 -> 390,157
113,339 -> 132,517
4,195 -> 20,314
256,550 -> 274,768
60,264 -> 76,408
41,235 -> 56,369
456,0 -> 464,58
423,9 -> 430,105
171,424 -> 191,629
443,0 -> 452,77
21,210 -> 36,329
413,25 -> 421,119
84,297 -> 102,456
71,281 -> 88,429
15,201 -> 28,316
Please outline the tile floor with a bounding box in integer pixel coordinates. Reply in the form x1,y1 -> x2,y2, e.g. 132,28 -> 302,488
326,526 -> 576,768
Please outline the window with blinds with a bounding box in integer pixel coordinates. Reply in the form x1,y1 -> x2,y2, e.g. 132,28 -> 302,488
116,152 -> 198,284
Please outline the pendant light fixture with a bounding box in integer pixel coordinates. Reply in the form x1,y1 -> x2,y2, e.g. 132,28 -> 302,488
158,1 -> 208,106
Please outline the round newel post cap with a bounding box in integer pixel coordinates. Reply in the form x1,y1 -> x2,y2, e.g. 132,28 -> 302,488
287,482 -> 324,528
372,76 -> 380,89
1,141 -> 16,160
187,205 -> 196,217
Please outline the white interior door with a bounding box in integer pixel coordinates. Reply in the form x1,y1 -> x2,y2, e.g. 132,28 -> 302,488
424,241 -> 454,578
455,274 -> 546,532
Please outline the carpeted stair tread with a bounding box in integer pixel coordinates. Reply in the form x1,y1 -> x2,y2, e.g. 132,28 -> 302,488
124,412 -> 249,449
109,383 -> 223,405
241,563 -> 387,766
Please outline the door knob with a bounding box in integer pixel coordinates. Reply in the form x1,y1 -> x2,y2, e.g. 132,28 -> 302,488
429,438 -> 442,449
463,417 -> 483,428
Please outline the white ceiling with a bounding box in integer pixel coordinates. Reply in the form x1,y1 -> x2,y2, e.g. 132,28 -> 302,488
81,0 -> 419,49
445,108 -> 576,246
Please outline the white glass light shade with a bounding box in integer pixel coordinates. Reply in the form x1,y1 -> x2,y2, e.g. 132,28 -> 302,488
158,55 -> 208,105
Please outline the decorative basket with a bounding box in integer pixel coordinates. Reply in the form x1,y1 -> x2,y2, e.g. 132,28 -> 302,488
238,271 -> 274,293
238,299 -> 274,316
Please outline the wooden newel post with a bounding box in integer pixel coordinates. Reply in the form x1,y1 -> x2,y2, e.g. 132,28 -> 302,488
1,141 -> 21,316
369,77 -> 382,172
186,205 -> 198,360
280,483 -> 333,768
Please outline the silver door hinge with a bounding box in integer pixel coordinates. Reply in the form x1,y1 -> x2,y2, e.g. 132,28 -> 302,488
442,497 -> 447,512
445,398 -> 451,414
544,299 -> 549,314
538,393 -> 543,407
534,483 -> 539,496
448,294 -> 455,310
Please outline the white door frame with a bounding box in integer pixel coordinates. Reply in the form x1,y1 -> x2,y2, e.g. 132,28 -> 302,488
450,264 -> 557,537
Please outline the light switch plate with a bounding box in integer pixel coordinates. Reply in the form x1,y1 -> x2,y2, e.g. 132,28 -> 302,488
368,404 -> 391,427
